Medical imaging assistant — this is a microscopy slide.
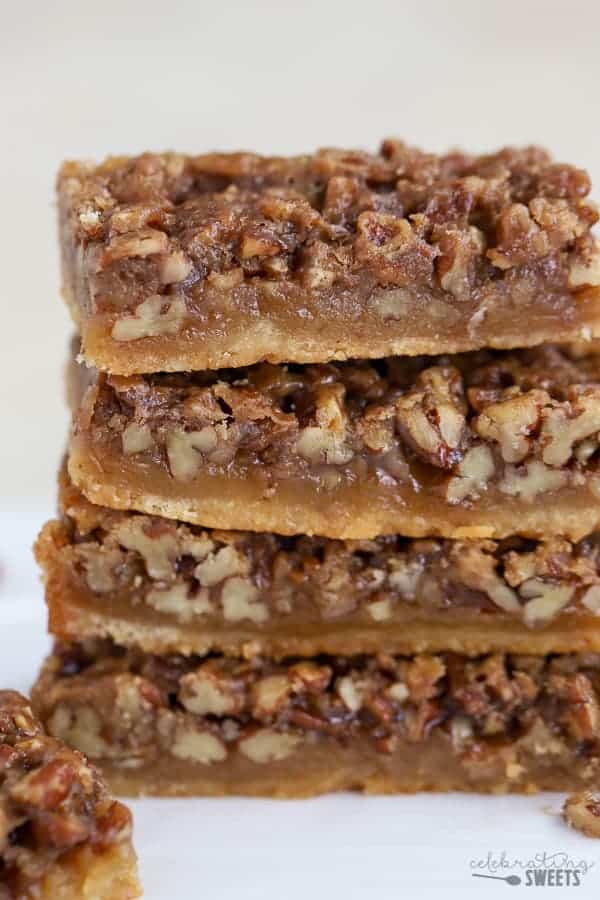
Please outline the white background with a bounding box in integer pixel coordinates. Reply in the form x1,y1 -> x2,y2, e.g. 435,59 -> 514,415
1,1 -> 600,896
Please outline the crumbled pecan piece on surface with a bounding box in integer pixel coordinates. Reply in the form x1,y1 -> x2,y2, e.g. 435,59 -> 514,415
563,792 -> 600,838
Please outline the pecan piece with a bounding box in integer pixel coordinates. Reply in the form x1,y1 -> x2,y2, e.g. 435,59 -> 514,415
540,388 -> 600,467
548,673 -> 600,742
474,389 -> 547,463
446,444 -> 495,503
238,729 -> 301,763
434,225 -> 485,300
354,211 -> 437,287
395,367 -> 466,468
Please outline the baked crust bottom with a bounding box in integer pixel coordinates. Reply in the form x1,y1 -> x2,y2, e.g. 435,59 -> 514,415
32,642 -> 600,799
35,842 -> 139,900
68,446 -> 600,541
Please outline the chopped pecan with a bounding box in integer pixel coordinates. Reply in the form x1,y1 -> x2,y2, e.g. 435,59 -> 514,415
449,542 -> 520,613
102,227 -> 169,265
354,211 -> 437,287
434,225 -> 485,299
179,663 -> 244,716
499,460 -> 568,501
238,729 -> 301,763
171,722 -> 227,764
395,367 -> 466,468
251,675 -> 292,719
221,577 -> 268,623
487,198 -> 589,270
446,444 -> 495,502
159,249 -> 192,284
121,422 -> 154,455
519,579 -> 575,626
9,759 -> 75,811
403,656 -> 445,702
194,545 -> 249,587
474,389 -> 547,463
296,383 -> 353,465
548,673 -> 600,742
540,388 -> 600,467
111,518 -> 179,580
336,675 -> 365,712
569,240 -> 600,288
112,295 -> 186,341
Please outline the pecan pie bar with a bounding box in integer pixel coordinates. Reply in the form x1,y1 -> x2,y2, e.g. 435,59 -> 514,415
35,468 -> 600,657
32,641 -> 600,798
0,691 -> 140,899
69,344 -> 600,540
58,142 -> 600,374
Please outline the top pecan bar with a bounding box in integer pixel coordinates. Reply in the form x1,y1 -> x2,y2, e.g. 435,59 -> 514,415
58,141 -> 600,374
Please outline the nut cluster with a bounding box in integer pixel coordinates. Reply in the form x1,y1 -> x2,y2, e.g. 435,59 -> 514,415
0,692 -> 132,890
36,644 -> 600,771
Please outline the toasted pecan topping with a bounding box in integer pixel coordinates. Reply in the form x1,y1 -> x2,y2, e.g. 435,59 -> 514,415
0,692 -> 133,893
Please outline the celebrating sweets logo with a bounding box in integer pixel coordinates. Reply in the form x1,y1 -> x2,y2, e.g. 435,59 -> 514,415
469,852 -> 595,887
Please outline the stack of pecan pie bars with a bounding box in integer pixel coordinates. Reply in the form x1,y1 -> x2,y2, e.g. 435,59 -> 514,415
33,141 -> 600,797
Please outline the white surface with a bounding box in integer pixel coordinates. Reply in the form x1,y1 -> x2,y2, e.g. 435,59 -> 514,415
2,510 -> 600,899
